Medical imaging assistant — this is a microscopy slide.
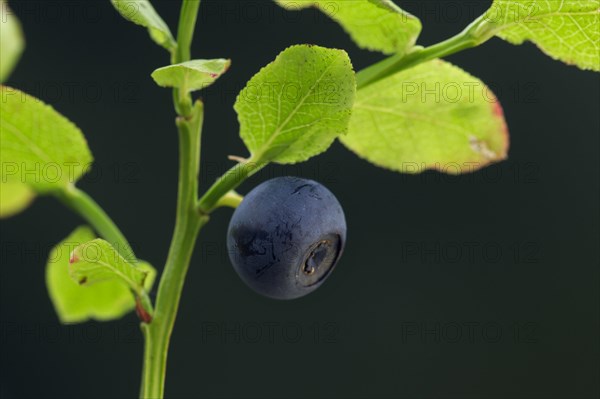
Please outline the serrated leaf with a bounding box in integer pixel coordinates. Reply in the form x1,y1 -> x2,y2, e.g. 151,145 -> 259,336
0,180 -> 34,218
0,0 -> 25,82
151,59 -> 231,93
0,86 -> 93,193
45,227 -> 134,323
485,0 -> 600,71
341,60 -> 509,174
69,239 -> 149,294
111,0 -> 176,51
235,45 -> 356,164
275,0 -> 421,55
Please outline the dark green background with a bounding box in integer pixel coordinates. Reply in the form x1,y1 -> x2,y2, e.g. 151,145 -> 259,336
1,1 -> 599,398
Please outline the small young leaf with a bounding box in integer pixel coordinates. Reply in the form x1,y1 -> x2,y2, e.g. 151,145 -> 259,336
341,60 -> 509,174
151,59 -> 231,93
485,0 -> 600,71
111,0 -> 176,52
137,260 -> 156,292
46,227 -> 151,323
235,45 -> 356,164
0,180 -> 34,218
0,0 -> 25,82
0,86 -> 93,192
69,239 -> 150,294
275,0 -> 421,55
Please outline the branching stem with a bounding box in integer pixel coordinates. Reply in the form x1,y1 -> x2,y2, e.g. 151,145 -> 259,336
140,1 -> 204,398
356,14 -> 495,89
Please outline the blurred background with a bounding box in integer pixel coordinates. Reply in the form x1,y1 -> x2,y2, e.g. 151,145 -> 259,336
1,1 -> 599,398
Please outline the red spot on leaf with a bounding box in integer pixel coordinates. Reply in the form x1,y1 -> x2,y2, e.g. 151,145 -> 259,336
69,252 -> 79,264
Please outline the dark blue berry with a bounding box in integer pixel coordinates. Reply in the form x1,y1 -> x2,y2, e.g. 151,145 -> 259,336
227,177 -> 346,299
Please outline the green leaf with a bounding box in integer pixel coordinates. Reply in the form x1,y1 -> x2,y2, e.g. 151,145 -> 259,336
69,239 -> 150,295
0,86 -> 93,193
484,0 -> 600,71
235,45 -> 356,164
0,180 -> 34,218
46,227 -> 156,323
137,260 -> 157,292
0,0 -> 25,82
111,0 -> 176,51
341,60 -> 509,174
0,86 -> 92,218
151,59 -> 231,93
275,0 -> 421,55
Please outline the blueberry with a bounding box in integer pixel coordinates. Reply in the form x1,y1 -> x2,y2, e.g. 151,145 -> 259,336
227,177 -> 346,299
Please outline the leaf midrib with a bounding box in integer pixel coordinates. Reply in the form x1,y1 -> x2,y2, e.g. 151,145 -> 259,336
251,53 -> 343,161
75,250 -> 142,292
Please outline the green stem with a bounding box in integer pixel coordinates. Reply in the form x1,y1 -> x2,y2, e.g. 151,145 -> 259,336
140,101 -> 205,399
55,185 -> 133,259
141,122 -> 260,399
197,160 -> 265,214
140,2 -> 203,397
175,0 -> 199,63
356,14 -> 496,90
172,0 -> 201,117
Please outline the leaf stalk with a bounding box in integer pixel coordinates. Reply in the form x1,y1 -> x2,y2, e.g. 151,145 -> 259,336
356,14 -> 495,89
